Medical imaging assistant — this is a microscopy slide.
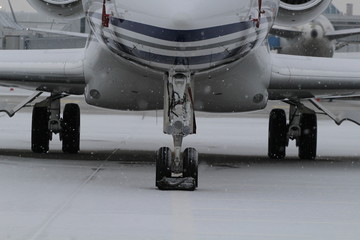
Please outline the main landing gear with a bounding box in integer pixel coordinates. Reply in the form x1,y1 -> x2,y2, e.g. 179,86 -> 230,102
31,93 -> 80,154
156,70 -> 198,191
268,102 -> 317,160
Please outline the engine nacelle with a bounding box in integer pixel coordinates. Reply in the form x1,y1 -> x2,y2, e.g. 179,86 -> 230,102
275,0 -> 331,27
27,0 -> 84,20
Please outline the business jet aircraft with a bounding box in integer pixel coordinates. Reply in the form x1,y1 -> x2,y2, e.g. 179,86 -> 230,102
271,14 -> 360,57
2,0 -> 360,190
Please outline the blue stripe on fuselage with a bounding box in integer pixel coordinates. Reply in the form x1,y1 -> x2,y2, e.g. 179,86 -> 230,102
91,12 -> 257,42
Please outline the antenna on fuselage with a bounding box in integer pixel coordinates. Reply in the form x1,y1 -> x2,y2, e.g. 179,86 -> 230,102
253,0 -> 265,28
102,0 -> 110,27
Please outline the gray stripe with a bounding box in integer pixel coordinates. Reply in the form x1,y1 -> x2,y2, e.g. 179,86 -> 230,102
106,43 -> 252,71
105,32 -> 265,68
111,29 -> 265,51
104,30 -> 268,59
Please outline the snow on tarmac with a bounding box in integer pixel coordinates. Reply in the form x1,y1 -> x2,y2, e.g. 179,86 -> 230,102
0,112 -> 360,239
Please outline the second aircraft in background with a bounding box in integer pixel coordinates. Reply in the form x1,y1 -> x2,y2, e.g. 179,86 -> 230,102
271,14 -> 360,57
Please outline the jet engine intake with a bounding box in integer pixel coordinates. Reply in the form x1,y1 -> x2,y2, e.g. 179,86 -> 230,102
27,0 -> 84,20
275,0 -> 331,26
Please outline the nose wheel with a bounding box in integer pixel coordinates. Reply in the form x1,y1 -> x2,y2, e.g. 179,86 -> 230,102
155,147 -> 172,185
183,147 -> 198,187
156,146 -> 198,191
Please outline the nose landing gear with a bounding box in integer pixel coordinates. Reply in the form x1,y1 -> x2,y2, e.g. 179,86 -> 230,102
156,70 -> 198,190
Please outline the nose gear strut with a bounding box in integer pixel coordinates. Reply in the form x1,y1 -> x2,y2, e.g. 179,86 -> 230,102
156,70 -> 198,190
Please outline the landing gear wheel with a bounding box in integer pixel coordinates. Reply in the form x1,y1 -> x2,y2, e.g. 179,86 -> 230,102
31,105 -> 50,153
156,147 -> 172,186
298,113 -> 317,160
183,148 -> 198,187
268,109 -> 287,159
62,103 -> 80,154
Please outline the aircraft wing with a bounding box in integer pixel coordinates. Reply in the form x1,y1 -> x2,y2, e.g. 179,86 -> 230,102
26,28 -> 89,38
270,26 -> 302,38
0,48 -> 85,94
269,53 -> 360,100
325,28 -> 360,41
334,52 -> 360,59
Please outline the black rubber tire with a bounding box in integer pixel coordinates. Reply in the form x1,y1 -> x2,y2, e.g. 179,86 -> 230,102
268,109 -> 287,159
156,147 -> 172,186
62,103 -> 80,154
183,147 -> 198,187
31,105 -> 50,153
298,113 -> 317,160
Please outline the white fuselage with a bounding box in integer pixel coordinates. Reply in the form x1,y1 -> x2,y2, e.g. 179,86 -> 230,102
82,0 -> 279,112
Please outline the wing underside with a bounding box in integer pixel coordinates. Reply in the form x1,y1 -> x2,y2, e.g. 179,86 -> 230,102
0,48 -> 85,94
270,26 -> 302,38
269,53 -> 360,100
325,28 -> 360,41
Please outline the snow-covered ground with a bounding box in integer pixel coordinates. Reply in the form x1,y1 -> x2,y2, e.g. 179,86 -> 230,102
1,111 -> 360,239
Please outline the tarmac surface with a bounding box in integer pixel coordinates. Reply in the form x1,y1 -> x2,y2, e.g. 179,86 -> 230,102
1,91 -> 360,239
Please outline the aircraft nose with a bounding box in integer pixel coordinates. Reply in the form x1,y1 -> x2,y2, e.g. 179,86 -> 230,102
170,12 -> 192,29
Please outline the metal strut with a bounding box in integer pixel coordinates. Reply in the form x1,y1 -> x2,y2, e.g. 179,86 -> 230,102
164,70 -> 196,174
0,91 -> 42,117
35,93 -> 68,138
156,70 -> 198,190
284,100 -> 316,145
